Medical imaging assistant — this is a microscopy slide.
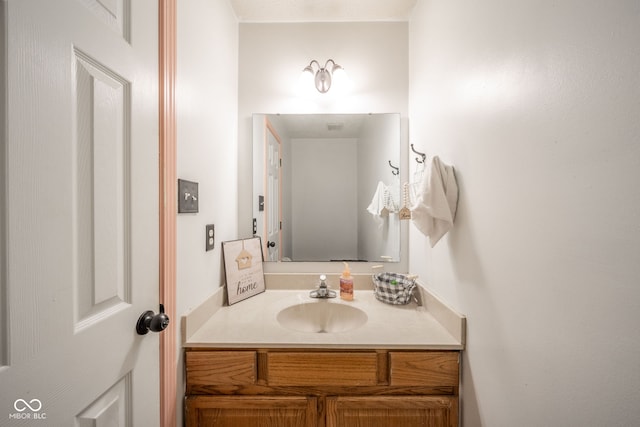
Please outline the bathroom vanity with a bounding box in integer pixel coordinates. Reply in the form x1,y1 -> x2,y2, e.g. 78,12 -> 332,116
183,276 -> 465,427
185,348 -> 459,426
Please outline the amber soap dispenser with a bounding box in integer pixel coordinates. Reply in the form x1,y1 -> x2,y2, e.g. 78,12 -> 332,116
340,262 -> 354,300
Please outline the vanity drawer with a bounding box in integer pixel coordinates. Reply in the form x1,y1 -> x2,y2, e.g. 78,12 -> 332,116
186,351 -> 257,388
267,352 -> 378,386
389,351 -> 459,387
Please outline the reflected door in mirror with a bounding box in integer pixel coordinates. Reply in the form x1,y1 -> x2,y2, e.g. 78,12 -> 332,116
265,119 -> 282,261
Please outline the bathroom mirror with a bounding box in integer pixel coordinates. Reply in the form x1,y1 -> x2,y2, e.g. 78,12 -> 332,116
252,113 -> 401,262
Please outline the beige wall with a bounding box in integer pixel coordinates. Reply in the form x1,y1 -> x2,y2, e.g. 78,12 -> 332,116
175,0 -> 238,425
237,22 -> 410,273
409,0 -> 640,425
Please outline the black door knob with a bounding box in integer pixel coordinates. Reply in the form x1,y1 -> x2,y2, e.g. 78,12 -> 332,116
136,304 -> 170,335
267,241 -> 276,248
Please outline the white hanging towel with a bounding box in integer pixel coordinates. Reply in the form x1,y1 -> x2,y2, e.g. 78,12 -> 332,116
367,181 -> 390,217
411,156 -> 458,247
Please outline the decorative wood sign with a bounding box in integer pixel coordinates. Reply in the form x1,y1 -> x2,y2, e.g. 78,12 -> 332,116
222,237 -> 266,305
399,182 -> 412,220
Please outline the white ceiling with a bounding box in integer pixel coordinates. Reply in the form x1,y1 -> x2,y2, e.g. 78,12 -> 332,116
229,0 -> 418,22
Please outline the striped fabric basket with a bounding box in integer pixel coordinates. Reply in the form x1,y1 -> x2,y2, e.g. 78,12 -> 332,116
372,272 -> 417,305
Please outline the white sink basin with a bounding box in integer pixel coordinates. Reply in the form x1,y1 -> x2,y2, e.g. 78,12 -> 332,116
277,301 -> 368,333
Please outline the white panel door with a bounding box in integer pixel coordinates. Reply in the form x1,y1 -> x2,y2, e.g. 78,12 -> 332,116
1,0 -> 160,425
264,120 -> 282,262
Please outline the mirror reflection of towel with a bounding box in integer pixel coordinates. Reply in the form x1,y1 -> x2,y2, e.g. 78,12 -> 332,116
367,181 -> 397,218
411,156 -> 458,247
367,181 -> 389,217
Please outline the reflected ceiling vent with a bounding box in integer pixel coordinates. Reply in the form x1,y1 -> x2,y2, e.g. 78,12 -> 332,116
326,122 -> 344,131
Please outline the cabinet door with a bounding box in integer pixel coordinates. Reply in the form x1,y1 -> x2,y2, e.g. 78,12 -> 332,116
326,396 -> 458,427
389,352 -> 459,387
185,395 -> 317,427
186,351 -> 257,394
267,352 -> 379,386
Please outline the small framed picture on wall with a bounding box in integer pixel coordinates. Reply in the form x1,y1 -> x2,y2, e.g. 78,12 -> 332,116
222,237 -> 265,305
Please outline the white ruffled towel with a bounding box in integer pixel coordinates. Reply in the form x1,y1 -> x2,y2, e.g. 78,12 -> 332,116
411,156 -> 458,247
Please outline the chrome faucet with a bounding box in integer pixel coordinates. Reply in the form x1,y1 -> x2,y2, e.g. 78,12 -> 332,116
310,274 -> 336,299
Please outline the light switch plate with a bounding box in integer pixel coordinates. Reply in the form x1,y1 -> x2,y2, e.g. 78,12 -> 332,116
205,224 -> 215,251
178,179 -> 198,213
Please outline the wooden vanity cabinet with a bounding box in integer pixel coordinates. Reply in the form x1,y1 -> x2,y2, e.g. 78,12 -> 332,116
185,348 -> 460,427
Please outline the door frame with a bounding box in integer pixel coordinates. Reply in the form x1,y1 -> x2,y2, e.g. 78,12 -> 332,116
159,1 -> 177,426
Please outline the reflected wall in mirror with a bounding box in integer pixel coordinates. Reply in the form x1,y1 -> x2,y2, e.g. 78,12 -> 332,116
253,113 -> 401,262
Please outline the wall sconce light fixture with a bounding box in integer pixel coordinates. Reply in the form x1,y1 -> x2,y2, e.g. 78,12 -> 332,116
302,59 -> 345,93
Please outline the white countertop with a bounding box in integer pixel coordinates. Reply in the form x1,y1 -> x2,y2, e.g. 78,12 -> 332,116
184,289 -> 464,350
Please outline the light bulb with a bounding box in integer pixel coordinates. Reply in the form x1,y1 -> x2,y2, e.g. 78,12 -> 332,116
330,66 -> 350,93
297,68 -> 316,96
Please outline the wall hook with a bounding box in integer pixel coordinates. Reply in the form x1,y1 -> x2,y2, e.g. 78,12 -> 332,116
388,160 -> 399,176
410,144 -> 427,164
